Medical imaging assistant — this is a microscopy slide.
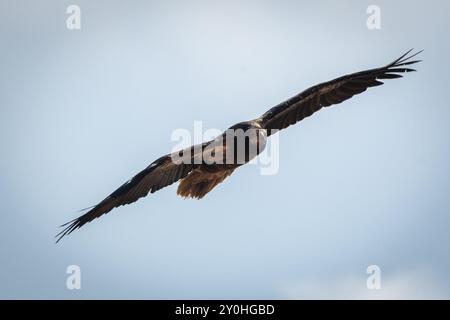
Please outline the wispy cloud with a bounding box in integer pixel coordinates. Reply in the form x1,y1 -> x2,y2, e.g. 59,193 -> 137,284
279,267 -> 449,299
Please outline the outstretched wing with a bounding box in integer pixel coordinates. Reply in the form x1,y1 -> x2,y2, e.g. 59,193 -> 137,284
56,141 -> 210,242
258,50 -> 422,135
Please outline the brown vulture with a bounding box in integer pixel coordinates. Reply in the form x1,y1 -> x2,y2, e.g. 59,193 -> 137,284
56,49 -> 422,242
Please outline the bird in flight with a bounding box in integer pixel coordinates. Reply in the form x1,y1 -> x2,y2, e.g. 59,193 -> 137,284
56,49 -> 421,242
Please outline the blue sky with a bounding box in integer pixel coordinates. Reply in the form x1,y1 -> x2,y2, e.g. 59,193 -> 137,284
1,0 -> 450,299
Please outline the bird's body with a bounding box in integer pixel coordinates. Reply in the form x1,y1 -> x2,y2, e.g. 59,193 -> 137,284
175,120 -> 267,198
56,50 -> 422,242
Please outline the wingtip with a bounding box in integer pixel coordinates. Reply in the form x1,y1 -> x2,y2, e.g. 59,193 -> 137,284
77,205 -> 96,213
397,49 -> 424,64
391,49 -> 413,65
389,49 -> 424,67
55,218 -> 81,244
59,217 -> 77,228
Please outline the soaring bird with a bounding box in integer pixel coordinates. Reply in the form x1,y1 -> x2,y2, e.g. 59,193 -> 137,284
56,50 -> 421,242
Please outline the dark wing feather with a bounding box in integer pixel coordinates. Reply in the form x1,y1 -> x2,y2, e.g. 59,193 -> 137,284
56,141 -> 210,242
258,50 -> 422,135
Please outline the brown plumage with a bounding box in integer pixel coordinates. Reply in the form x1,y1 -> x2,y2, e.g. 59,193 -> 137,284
56,50 -> 421,242
177,168 -> 235,199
